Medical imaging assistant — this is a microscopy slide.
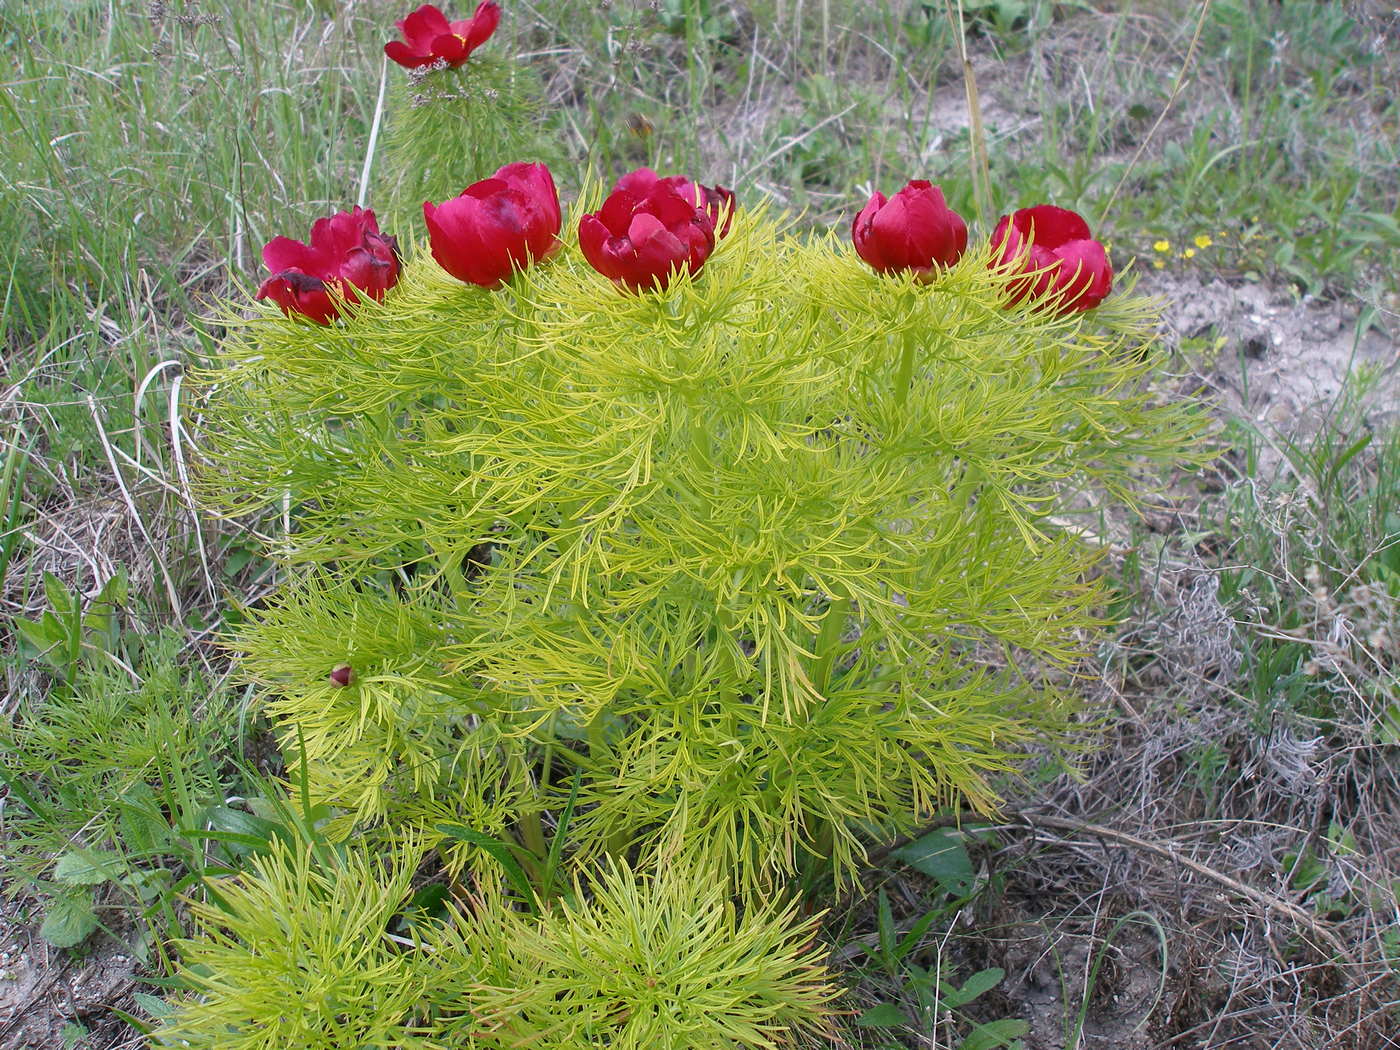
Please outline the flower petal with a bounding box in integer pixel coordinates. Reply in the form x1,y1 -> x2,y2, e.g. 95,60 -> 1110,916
262,236 -> 322,277
399,4 -> 452,50
384,39 -> 432,67
579,214 -> 623,281
1050,239 -> 1113,311
598,189 -> 640,235
425,197 -> 500,286
461,0 -> 500,53
852,192 -> 888,271
257,270 -> 337,324
614,168 -> 662,198
1014,205 -> 1091,250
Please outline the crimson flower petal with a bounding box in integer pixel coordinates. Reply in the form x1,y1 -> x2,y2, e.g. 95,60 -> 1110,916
991,204 -> 1111,313
1014,204 -> 1091,249
424,161 -> 563,288
399,4 -> 452,50
430,31 -> 470,65
460,0 -> 500,53
262,236 -> 323,276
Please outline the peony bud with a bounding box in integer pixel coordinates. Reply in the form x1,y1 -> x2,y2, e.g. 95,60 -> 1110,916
989,204 -> 1113,313
424,162 -> 562,288
852,180 -> 967,280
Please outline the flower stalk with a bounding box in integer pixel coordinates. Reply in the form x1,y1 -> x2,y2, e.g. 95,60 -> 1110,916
894,324 -> 920,414
810,596 -> 851,696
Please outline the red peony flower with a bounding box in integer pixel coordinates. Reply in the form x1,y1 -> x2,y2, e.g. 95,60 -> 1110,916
612,168 -> 736,238
852,180 -> 967,280
578,172 -> 718,293
384,2 -> 501,70
256,207 -> 399,325
423,161 -> 562,287
990,205 -> 1113,313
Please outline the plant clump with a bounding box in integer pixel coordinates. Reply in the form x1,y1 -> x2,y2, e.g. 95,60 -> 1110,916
164,3 -> 1210,1046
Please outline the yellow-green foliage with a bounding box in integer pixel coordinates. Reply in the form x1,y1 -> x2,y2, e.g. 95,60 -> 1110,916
430,860 -> 837,1049
198,204 -> 1205,890
157,845 -> 835,1050
154,840 -> 431,1050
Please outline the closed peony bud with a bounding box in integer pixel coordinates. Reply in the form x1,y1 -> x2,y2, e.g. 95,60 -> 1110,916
329,664 -> 354,687
852,180 -> 967,280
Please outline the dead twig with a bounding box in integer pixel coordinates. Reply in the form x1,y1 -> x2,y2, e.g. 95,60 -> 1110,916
1018,812 -> 1351,961
865,809 -> 1352,960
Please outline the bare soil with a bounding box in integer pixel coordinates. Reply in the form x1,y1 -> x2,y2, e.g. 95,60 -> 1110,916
1156,272 -> 1400,476
0,899 -> 140,1050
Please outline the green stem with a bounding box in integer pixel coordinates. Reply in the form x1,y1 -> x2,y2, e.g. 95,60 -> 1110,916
796,817 -> 837,894
585,707 -> 632,861
510,746 -> 547,879
951,462 -> 986,512
519,806 -> 546,864
586,707 -> 609,763
811,596 -> 851,695
894,326 -> 919,413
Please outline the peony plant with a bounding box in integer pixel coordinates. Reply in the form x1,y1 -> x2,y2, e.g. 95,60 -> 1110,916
200,160 -> 1204,879
163,8 -> 1208,1048
379,1 -> 551,227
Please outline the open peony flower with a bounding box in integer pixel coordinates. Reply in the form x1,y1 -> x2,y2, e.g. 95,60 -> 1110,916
384,2 -> 501,70
990,205 -> 1113,313
578,172 -> 718,293
423,161 -> 562,287
612,168 -> 736,238
851,180 -> 967,280
256,207 -> 399,325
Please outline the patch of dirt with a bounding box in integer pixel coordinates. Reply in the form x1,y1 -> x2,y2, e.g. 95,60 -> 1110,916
1152,272 -> 1400,474
0,900 -> 140,1050
993,920 -> 1170,1050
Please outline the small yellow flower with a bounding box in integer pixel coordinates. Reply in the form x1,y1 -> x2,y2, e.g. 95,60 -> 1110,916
1183,248 -> 1196,259
1152,259 -> 1165,269
1194,234 -> 1213,249
1153,240 -> 1171,253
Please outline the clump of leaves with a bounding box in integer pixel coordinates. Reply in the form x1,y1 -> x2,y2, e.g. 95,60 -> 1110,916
152,839 -> 430,1050
154,841 -> 836,1050
1,618 -> 242,947
196,200 -> 1206,898
430,859 -> 837,1049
